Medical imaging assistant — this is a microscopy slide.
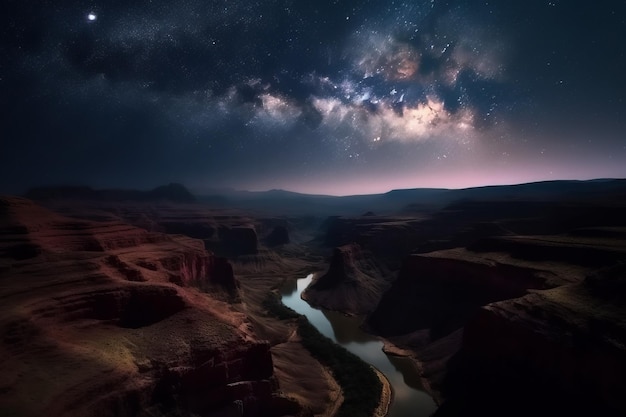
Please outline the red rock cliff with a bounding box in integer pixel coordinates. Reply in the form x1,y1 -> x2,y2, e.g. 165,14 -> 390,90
0,196 -> 296,417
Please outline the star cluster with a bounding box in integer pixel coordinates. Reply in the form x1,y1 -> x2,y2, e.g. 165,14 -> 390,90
1,0 -> 625,194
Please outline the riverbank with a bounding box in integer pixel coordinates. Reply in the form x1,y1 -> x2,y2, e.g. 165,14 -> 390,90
372,367 -> 392,417
381,330 -> 465,406
283,274 -> 437,417
322,364 -> 344,417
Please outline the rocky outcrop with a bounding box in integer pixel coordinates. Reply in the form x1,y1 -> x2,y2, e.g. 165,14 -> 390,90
303,243 -> 391,314
151,216 -> 260,258
158,249 -> 238,295
219,226 -> 259,256
367,248 -> 559,338
469,233 -> 626,267
264,225 -> 290,247
323,216 -> 425,261
324,189 -> 626,266
147,338 -> 278,416
0,196 -> 296,417
29,197 -> 268,261
369,229 -> 626,338
437,264 -> 626,417
366,229 -> 626,416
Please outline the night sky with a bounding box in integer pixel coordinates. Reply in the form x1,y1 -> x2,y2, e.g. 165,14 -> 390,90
2,0 -> 625,195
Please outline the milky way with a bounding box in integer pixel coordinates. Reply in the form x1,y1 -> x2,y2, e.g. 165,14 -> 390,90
1,0 -> 625,195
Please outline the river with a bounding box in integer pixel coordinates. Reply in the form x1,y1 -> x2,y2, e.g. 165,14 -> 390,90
281,274 -> 437,417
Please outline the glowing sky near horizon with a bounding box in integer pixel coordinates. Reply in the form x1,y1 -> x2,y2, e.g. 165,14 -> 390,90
1,0 -> 625,195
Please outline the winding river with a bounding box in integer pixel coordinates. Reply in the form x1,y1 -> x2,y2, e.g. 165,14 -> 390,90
281,274 -> 437,417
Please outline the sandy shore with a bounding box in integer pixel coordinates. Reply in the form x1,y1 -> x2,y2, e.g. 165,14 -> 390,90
372,366 -> 393,417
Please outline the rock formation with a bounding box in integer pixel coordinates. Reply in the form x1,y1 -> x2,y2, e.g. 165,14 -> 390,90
366,227 -> 626,416
0,196 -> 298,417
303,243 -> 391,315
264,225 -> 290,247
310,183 -> 626,416
32,198 -> 263,260
218,225 -> 259,256
367,248 -> 567,338
437,264 -> 626,417
323,216 -> 426,259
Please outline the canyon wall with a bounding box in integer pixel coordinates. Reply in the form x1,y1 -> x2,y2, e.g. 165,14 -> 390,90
439,268 -> 626,417
367,249 -> 552,338
0,196 -> 300,417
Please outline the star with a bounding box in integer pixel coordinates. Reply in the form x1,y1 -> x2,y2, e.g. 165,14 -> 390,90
1,1 -> 624,195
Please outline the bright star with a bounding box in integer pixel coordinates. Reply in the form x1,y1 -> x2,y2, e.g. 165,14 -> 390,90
87,12 -> 97,21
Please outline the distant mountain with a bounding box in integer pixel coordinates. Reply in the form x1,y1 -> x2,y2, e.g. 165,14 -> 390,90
22,179 -> 626,215
195,179 -> 626,216
25,183 -> 196,203
197,188 -> 381,215
147,183 -> 197,202
446,178 -> 626,202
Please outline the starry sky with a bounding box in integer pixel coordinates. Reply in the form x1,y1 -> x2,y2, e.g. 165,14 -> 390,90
2,0 -> 625,195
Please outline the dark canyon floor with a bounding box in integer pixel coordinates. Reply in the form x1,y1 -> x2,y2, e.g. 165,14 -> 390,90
2,179 -> 626,417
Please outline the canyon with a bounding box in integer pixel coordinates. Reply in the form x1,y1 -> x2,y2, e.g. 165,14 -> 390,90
2,179 -> 626,416
0,196 -> 307,417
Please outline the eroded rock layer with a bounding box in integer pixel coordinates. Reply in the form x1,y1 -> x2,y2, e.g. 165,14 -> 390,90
303,243 -> 391,315
365,227 -> 626,416
367,247 -> 571,338
0,196 -> 296,417
442,264 -> 626,417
